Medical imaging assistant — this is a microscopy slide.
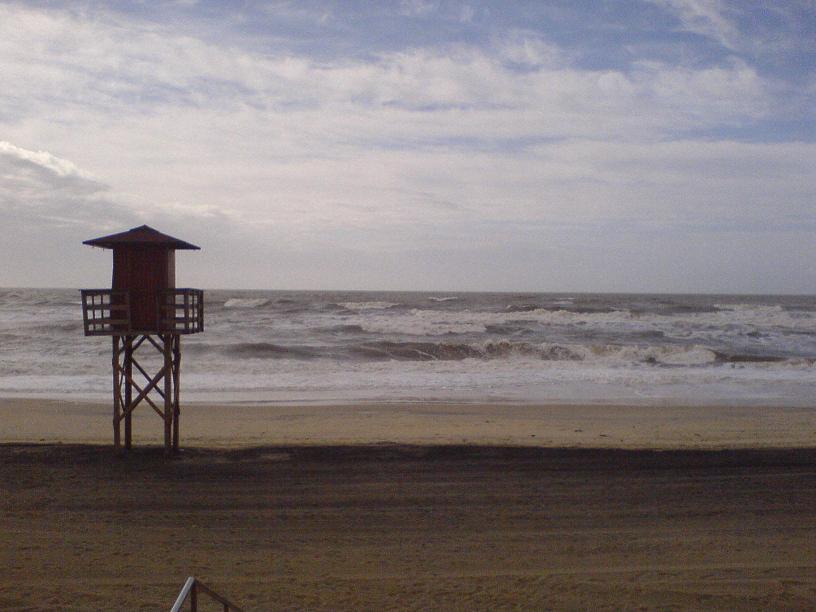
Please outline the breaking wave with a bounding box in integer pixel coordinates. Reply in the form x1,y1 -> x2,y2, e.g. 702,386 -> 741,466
183,338 -> 804,367
338,301 -> 402,311
223,297 -> 270,309
348,341 -> 710,364
180,339 -> 811,367
349,304 -> 816,337
342,341 -> 811,366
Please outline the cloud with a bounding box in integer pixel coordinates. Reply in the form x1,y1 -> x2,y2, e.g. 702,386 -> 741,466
649,0 -> 816,64
0,3 -> 773,142
0,139 -> 250,287
399,0 -> 438,17
494,30 -> 565,69
0,1 -> 777,247
651,0 -> 741,50
0,141 -> 126,228
0,141 -> 93,179
458,4 -> 475,23
0,2 -> 813,292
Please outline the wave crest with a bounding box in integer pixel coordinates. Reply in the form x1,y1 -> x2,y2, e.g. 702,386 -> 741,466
223,342 -> 317,359
349,341 -> 723,364
339,301 -> 401,311
224,298 -> 270,309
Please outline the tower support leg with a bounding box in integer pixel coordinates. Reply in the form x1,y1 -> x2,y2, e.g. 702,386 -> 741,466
124,335 -> 133,450
163,334 -> 173,454
112,336 -> 121,449
172,335 -> 181,453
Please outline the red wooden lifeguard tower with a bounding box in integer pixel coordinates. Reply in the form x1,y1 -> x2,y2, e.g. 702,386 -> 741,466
81,225 -> 204,453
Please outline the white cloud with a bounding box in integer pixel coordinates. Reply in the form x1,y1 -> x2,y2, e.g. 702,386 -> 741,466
0,3 -> 772,141
0,1 -> 774,244
0,141 -> 92,179
495,31 -> 564,68
651,0 -> 742,50
0,2 -> 812,291
1,133 -> 813,291
399,0 -> 438,17
459,5 -> 475,23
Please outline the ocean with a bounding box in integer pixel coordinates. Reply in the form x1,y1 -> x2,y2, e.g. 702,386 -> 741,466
0,288 -> 814,405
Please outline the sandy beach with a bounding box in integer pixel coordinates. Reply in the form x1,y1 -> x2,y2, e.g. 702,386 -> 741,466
2,398 -> 815,449
1,399 -> 815,610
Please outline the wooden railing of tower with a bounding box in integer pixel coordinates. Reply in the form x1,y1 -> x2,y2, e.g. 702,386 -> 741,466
80,290 -> 131,335
81,289 -> 203,335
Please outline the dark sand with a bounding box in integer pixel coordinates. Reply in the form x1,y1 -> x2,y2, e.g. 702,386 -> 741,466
2,444 -> 815,610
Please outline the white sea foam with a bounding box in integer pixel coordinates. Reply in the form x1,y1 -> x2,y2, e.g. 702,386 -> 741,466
709,303 -> 815,329
565,343 -> 719,366
357,309 -> 491,335
224,298 -> 270,308
353,307 -> 638,336
2,349 -> 813,406
348,305 -> 816,338
339,301 -> 401,311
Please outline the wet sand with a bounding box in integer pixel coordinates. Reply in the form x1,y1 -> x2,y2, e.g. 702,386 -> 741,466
1,444 -> 816,610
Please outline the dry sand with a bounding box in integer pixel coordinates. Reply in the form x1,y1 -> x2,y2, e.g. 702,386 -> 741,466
1,398 -> 815,610
2,398 -> 815,449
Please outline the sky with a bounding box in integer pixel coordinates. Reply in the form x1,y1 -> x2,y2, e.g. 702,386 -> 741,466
0,0 -> 814,293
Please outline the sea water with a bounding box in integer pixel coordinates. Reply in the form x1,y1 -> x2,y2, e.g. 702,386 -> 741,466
0,288 -> 814,405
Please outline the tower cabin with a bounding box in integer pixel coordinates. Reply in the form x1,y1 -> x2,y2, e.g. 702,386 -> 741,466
81,225 -> 202,335
81,225 -> 203,452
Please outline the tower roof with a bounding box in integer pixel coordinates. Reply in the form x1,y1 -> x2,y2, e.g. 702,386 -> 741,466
83,225 -> 200,250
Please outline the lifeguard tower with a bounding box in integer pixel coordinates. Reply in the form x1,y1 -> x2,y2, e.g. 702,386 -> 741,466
81,225 -> 204,453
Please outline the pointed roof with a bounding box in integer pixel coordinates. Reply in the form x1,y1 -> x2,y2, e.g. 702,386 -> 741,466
83,225 -> 200,250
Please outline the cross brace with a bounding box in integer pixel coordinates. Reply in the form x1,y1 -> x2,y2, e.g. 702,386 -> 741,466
112,334 -> 182,453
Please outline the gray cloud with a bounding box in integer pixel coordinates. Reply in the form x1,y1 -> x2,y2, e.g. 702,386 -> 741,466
0,141 -> 133,229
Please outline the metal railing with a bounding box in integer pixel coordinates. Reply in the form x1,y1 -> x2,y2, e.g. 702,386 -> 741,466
170,576 -> 243,612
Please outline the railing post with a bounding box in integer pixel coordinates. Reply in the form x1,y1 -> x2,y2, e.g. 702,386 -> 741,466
184,290 -> 190,333
198,289 -> 204,332
190,581 -> 197,612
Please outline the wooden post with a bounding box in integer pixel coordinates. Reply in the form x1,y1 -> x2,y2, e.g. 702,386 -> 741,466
172,335 -> 181,452
112,336 -> 120,449
163,334 -> 172,453
124,335 -> 133,450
